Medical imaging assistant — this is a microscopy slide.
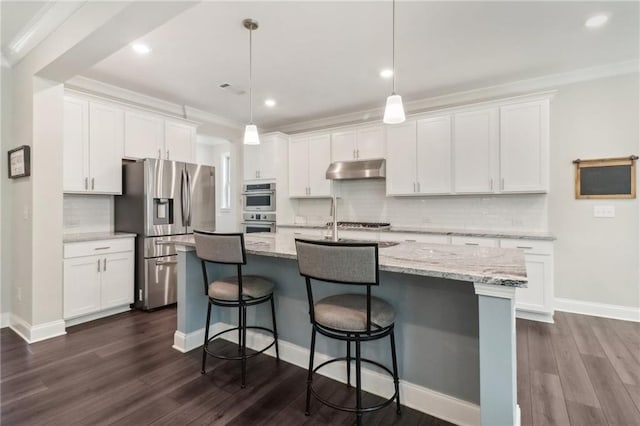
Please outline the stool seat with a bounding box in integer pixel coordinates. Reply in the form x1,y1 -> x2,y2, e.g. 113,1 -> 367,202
209,275 -> 274,301
315,294 -> 395,332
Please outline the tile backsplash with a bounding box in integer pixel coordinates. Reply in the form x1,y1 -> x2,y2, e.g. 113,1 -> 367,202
63,194 -> 114,234
293,179 -> 548,231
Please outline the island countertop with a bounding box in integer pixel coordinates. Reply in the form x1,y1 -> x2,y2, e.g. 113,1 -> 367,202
170,232 -> 527,287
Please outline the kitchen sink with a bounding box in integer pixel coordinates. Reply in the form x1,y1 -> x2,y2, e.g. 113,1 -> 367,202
323,237 -> 399,248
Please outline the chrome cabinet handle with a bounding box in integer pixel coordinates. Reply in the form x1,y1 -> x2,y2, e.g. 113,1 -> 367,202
97,259 -> 101,272
84,178 -> 88,190
94,246 -> 110,250
413,182 -> 416,192
166,150 -> 170,159
490,178 -> 494,191
156,260 -> 178,266
91,178 -> 95,190
103,258 -> 107,271
501,178 -> 505,190
465,243 -> 480,246
417,182 -> 421,192
353,149 -> 356,159
158,149 -> 161,159
356,149 -> 360,159
516,246 -> 533,250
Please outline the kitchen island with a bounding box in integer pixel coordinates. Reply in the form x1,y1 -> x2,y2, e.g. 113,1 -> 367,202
170,232 -> 527,426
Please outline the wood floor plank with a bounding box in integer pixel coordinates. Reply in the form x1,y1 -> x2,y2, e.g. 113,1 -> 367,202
517,319 -> 534,426
606,318 -> 640,365
548,313 -> 601,408
563,312 -> 607,358
582,354 -> 640,425
530,371 -> 571,426
590,316 -> 640,386
565,401 -> 608,426
527,321 -> 558,375
624,383 -> 640,414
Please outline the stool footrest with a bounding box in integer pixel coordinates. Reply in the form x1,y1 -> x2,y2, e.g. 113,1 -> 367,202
204,325 -> 277,361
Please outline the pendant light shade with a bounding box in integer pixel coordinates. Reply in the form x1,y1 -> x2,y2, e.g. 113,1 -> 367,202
383,94 -> 405,124
243,18 -> 260,145
383,0 -> 406,124
243,124 -> 260,145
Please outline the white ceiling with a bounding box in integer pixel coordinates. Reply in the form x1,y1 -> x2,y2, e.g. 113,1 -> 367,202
37,2 -> 640,129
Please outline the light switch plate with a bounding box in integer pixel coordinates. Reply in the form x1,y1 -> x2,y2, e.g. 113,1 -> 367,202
593,205 -> 615,218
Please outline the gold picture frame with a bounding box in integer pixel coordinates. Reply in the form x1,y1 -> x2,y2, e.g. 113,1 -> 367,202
573,156 -> 637,199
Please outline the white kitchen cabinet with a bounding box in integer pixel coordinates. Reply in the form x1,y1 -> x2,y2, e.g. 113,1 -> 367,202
450,236 -> 499,247
501,239 -> 554,322
416,115 -> 452,194
63,97 -> 123,194
499,100 -> 549,193
124,111 -> 164,160
164,120 -> 195,163
453,108 -> 499,194
386,121 -> 417,195
289,134 -> 331,198
331,126 -> 385,162
63,238 -> 134,323
243,134 -> 279,181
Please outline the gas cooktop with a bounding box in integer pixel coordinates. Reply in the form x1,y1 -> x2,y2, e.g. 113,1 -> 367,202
326,221 -> 391,230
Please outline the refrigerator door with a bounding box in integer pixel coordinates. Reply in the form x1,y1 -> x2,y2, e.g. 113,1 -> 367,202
185,163 -> 215,233
144,159 -> 186,236
143,255 -> 178,310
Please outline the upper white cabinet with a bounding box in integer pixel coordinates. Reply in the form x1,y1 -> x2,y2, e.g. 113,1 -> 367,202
499,100 -> 549,193
386,115 -> 452,196
289,134 -> 331,197
243,134 -> 280,181
165,120 -> 196,163
453,108 -> 499,194
63,96 -> 123,194
331,126 -> 385,161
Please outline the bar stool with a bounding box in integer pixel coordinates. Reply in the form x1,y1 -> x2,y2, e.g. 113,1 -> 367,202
194,231 -> 279,387
294,239 -> 400,426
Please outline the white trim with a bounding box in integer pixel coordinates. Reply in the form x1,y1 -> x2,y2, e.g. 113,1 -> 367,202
183,322 -> 480,425
271,59 -> 639,133
64,305 -> 132,327
555,298 -> 640,323
1,312 -> 11,328
474,283 -> 517,299
516,309 -> 554,324
9,314 -> 66,343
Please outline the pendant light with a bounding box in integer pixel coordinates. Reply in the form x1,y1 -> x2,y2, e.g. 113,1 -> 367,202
243,18 -> 260,145
383,0 -> 406,124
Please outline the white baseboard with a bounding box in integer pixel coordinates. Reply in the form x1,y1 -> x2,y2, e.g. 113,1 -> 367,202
181,321 -> 480,426
516,309 -> 554,323
9,313 -> 67,343
65,305 -> 132,327
555,298 -> 640,322
1,312 -> 10,328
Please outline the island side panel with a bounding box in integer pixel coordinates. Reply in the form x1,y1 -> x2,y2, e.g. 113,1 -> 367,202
174,247 -> 209,352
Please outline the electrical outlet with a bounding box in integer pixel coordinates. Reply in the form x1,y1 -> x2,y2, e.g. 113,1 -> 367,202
593,205 -> 615,218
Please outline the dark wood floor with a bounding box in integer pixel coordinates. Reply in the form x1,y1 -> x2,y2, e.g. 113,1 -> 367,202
0,308 -> 448,425
517,311 -> 640,426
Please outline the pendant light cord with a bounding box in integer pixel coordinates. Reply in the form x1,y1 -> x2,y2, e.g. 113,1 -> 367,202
249,26 -> 253,124
392,0 -> 396,95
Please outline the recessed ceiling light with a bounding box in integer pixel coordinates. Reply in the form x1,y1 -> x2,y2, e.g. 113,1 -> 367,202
264,99 -> 276,107
132,43 -> 151,54
585,14 -> 608,28
380,69 -> 393,79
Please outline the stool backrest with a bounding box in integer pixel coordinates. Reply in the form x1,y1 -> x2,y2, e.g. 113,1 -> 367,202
295,239 -> 379,285
194,231 -> 246,265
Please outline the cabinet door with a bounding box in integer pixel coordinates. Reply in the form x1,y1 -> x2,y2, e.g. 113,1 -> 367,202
289,138 -> 309,197
64,256 -> 102,319
124,111 -> 164,159
258,137 -> 278,180
417,116 -> 452,194
331,130 -> 357,162
243,144 -> 260,180
357,126 -> 385,160
386,121 -> 417,195
89,102 -> 124,194
307,134 -> 331,197
500,101 -> 549,193
453,108 -> 498,193
101,252 -> 134,309
165,121 -> 195,163
63,97 -> 90,192
515,254 -> 550,314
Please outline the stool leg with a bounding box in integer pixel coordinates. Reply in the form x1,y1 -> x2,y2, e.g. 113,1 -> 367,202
241,304 -> 247,388
346,336 -> 351,387
355,338 -> 363,426
390,329 -> 401,415
305,328 -> 316,416
238,302 -> 243,354
270,295 -> 280,361
201,301 -> 212,374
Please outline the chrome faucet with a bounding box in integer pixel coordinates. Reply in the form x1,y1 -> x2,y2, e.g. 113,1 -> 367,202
329,195 -> 339,242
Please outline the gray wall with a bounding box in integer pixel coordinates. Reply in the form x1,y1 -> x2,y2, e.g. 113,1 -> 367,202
549,73 -> 639,308
1,61 -> 12,320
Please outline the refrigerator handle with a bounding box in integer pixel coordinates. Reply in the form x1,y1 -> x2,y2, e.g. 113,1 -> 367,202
181,169 -> 188,227
186,170 -> 193,227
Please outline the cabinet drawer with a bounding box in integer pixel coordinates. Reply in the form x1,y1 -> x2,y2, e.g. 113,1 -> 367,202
450,236 -> 499,247
500,239 -> 552,255
380,232 -> 449,244
64,238 -> 134,259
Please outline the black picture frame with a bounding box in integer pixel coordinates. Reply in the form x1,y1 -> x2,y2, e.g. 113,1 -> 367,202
8,145 -> 31,179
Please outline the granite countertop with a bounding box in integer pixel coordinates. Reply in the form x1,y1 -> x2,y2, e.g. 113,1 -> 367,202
276,223 -> 555,241
173,232 -> 527,287
63,232 -> 137,243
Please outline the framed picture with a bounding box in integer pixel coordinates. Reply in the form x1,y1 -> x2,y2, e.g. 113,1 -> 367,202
8,145 -> 31,179
574,156 -> 638,199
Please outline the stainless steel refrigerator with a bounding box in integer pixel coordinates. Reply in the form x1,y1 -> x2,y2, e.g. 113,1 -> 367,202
115,159 -> 215,310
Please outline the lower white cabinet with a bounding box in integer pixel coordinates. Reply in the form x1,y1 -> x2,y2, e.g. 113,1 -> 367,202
63,238 -> 134,321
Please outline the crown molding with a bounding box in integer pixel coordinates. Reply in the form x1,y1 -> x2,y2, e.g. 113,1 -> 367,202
65,76 -> 243,130
269,59 -> 640,134
3,1 -> 85,67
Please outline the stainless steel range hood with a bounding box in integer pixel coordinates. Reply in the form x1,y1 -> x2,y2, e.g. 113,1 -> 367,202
325,159 -> 386,180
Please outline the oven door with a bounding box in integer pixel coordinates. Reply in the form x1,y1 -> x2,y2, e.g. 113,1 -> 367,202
242,192 -> 275,211
242,221 -> 276,234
